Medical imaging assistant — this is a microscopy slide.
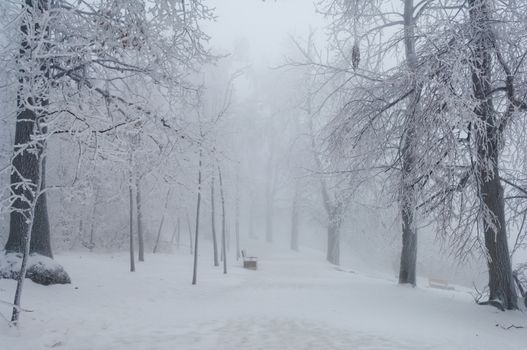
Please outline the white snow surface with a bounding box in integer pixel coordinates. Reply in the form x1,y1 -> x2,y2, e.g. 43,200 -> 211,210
0,246 -> 526,350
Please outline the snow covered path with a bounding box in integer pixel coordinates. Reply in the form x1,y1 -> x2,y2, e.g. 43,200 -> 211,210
1,248 -> 526,349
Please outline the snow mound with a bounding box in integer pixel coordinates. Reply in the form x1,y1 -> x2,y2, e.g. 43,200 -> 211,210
0,251 -> 71,285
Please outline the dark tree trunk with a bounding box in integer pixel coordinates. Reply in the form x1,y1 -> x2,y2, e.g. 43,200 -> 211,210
326,209 -> 341,265
88,187 -> 98,252
153,214 -> 165,254
399,124 -> 418,285
398,197 -> 417,285
176,217 -> 181,248
153,190 -> 170,254
192,150 -> 202,285
186,210 -> 193,255
211,175 -> 219,266
249,195 -> 255,238
265,156 -> 273,243
136,177 -> 144,262
218,165 -> 227,274
129,164 -> 136,273
235,167 -> 240,260
398,0 -> 419,286
290,185 -> 299,251
5,0 -> 52,259
469,0 -> 517,310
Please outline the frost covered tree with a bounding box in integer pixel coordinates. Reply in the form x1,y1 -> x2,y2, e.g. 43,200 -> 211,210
319,0 -> 527,309
0,0 -> 212,287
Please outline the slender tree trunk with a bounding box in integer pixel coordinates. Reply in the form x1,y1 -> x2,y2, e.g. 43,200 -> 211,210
309,114 -> 341,265
192,150 -> 203,285
265,156 -> 273,243
305,59 -> 343,265
136,176 -> 144,262
11,155 -> 44,325
129,156 -> 136,273
170,225 -> 177,244
88,187 -> 98,252
290,185 -> 300,252
153,215 -> 165,254
176,217 -> 181,249
186,210 -> 193,255
153,190 -> 171,254
235,167 -> 240,260
249,195 -> 255,238
211,174 -> 219,266
398,0 -> 420,286
469,0 -> 517,309
218,165 -> 227,274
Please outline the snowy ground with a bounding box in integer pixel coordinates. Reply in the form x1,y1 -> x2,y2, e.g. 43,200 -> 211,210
0,245 -> 526,350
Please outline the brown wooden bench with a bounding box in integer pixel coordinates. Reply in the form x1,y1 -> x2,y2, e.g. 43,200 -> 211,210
241,250 -> 257,270
428,278 -> 455,290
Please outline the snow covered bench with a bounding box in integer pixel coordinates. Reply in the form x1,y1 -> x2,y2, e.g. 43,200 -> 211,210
241,250 -> 257,270
428,278 -> 454,290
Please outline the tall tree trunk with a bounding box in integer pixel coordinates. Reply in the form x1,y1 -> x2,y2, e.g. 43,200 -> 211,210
192,150 -> 203,285
136,176 -> 144,262
211,174 -> 219,266
290,183 -> 300,251
304,48 -> 343,265
235,166 -> 241,260
129,155 -> 136,273
176,217 -> 181,249
469,0 -> 517,309
88,187 -> 98,252
11,153 -> 44,325
5,0 -> 52,259
186,210 -> 193,255
265,155 -> 273,243
398,0 -> 420,286
249,194 -> 255,238
309,111 -> 341,265
326,208 -> 341,265
153,190 -> 171,254
218,165 -> 227,274
153,214 -> 165,254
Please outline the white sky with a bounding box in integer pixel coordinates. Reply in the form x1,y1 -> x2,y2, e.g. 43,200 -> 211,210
206,0 -> 326,65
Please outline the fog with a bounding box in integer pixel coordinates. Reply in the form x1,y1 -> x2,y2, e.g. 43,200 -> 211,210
1,1 -> 526,347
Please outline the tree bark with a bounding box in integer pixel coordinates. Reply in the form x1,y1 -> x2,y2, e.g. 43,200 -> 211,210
186,210 -> 193,255
469,0 -> 517,309
88,187 -> 98,252
218,165 -> 227,274
398,0 -> 420,286
326,208 -> 341,265
235,166 -> 241,260
11,152 -> 44,325
153,214 -> 165,254
176,217 -> 181,249
249,194 -> 255,238
153,190 -> 171,254
210,174 -> 219,266
265,154 -> 273,243
136,177 -> 144,262
5,0 -> 53,259
192,149 -> 202,285
290,184 -> 300,251
129,155 -> 136,273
